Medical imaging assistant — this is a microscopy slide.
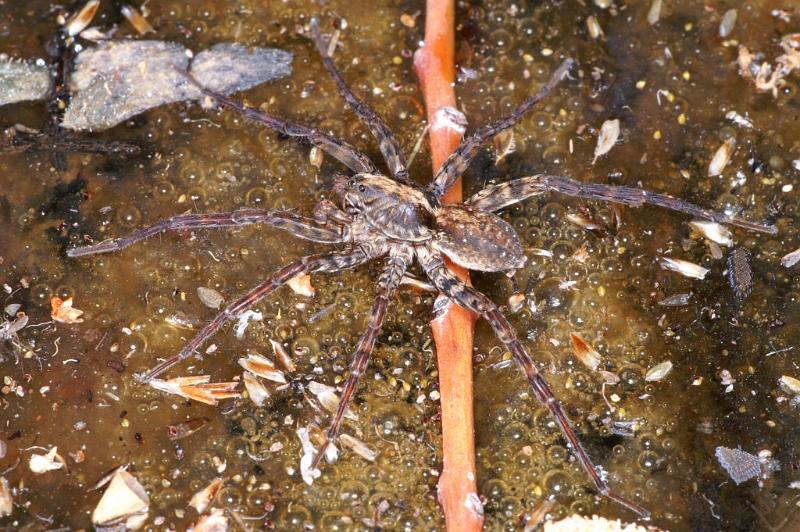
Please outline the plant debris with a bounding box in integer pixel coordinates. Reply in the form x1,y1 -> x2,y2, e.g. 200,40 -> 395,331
50,296 -> 84,324
570,332 -> 601,371
238,354 -> 286,384
340,434 -> 376,462
242,371 -> 270,406
148,376 -> 240,405
197,287 -> 224,309
92,469 -> 149,530
189,478 -> 223,514
592,118 -> 620,164
287,273 -> 315,297
708,138 -> 736,177
29,447 -> 65,474
737,34 -> 800,96
658,257 -> 709,280
645,361 -> 673,382
0,477 -> 11,517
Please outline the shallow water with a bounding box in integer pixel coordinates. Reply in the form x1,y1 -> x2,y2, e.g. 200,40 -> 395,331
1,1 -> 799,530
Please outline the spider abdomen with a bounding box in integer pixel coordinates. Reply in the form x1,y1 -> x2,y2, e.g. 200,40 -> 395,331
432,204 -> 526,272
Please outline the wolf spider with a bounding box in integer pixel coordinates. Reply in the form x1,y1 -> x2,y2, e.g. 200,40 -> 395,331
68,19 -> 775,519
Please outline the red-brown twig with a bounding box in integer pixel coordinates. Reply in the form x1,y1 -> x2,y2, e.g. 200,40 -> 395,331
414,1 -> 483,530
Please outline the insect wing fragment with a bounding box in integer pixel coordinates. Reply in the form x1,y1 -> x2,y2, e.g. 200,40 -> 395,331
715,447 -> 761,485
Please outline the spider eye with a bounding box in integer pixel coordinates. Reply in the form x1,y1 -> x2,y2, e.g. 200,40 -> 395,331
358,184 -> 367,193
348,179 -> 356,188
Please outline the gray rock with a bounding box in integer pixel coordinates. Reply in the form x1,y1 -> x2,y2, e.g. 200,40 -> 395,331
0,56 -> 53,107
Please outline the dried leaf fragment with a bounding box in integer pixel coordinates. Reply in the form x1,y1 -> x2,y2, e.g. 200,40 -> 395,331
708,137 -> 736,177
658,293 -> 692,306
270,338 -> 296,372
645,361 -> 673,382
121,4 -> 156,35
778,375 -> 800,395
189,478 -> 223,514
92,469 -> 149,530
51,296 -> 85,324
64,0 -> 100,36
288,273 -> 315,297
242,371 -> 270,406
0,477 -> 12,517
570,333 -> 601,371
308,381 -> 358,421
658,257 -> 709,280
29,447 -> 65,474
149,376 -> 240,405
340,434 -> 376,462
689,221 -> 733,247
592,118 -> 620,164
586,16 -> 604,40
238,354 -> 286,383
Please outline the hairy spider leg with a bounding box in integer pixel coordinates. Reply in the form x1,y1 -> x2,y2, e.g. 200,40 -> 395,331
66,209 -> 345,258
193,81 -> 378,175
416,247 -> 650,519
428,58 -> 574,199
309,18 -> 413,186
313,246 -> 412,469
467,174 -> 777,235
138,249 -> 378,382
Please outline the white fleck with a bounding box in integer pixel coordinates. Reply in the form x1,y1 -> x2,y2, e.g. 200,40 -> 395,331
708,137 -> 736,177
659,257 -> 709,280
645,360 -> 673,382
689,220 -> 733,247
719,9 -> 738,38
234,310 -> 262,339
29,447 -> 64,474
593,118 -> 620,164
781,248 -> 800,268
647,0 -> 662,25
725,110 -> 754,129
464,492 -> 484,517
297,427 -> 321,485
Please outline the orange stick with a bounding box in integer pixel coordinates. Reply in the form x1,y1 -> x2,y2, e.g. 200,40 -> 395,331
414,1 -> 483,530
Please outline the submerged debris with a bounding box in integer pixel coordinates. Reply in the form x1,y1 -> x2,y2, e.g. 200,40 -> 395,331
493,129 -> 516,163
288,273 -> 315,297
120,4 -> 155,35
308,381 -> 357,420
658,293 -> 692,306
659,257 -> 709,280
593,118 -> 620,164
727,248 -> 753,302
190,508 -> 229,532
778,375 -> 800,396
63,0 -> 100,36
92,469 -> 149,530
715,447 -> 778,485
297,427 -> 322,485
646,0 -> 662,26
719,9 -> 738,38
340,434 -> 377,462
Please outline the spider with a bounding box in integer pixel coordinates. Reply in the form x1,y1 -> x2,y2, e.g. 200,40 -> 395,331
67,18 -> 775,519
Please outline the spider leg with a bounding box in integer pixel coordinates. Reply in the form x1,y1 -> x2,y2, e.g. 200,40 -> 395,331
67,209 -> 344,258
428,59 -> 574,199
309,18 -> 413,186
193,82 -> 378,175
467,173 -> 776,234
139,248 -> 380,382
416,247 -> 650,519
312,246 -> 412,468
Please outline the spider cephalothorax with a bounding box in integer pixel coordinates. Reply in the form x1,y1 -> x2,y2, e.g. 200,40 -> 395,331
68,18 -> 776,519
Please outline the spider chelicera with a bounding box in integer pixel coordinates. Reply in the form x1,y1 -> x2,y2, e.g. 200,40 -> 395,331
67,18 -> 775,519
